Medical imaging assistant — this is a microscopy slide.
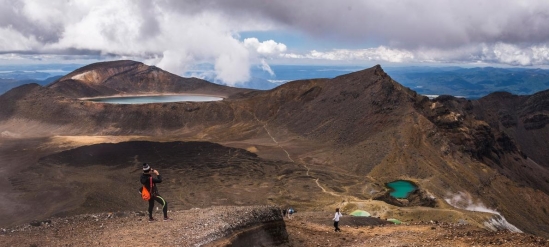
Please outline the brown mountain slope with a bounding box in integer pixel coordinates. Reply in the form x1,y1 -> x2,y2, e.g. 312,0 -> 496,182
249,65 -> 424,145
410,93 -> 549,192
1,61 -> 549,238
48,60 -> 249,98
471,90 -> 549,168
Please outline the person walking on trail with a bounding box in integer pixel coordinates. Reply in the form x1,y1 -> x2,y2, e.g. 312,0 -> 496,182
333,208 -> 342,232
287,207 -> 294,219
141,163 -> 171,222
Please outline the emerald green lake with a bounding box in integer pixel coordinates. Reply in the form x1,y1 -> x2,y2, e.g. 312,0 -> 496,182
387,180 -> 417,198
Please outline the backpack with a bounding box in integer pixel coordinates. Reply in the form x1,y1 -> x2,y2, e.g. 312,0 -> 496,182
141,177 -> 153,201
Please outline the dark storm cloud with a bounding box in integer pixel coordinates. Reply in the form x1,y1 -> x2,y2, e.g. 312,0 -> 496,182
3,0 -> 549,54
0,0 -> 163,55
2,0 -> 549,71
161,0 -> 549,49
0,0 -> 62,44
0,48 -> 107,56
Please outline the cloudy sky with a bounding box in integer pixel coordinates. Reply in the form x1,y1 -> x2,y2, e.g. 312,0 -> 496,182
2,0 -> 549,85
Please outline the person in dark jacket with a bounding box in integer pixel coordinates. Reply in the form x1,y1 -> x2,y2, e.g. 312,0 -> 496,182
141,163 -> 170,222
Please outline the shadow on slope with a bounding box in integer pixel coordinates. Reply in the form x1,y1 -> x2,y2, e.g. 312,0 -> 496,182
5,141 -> 327,228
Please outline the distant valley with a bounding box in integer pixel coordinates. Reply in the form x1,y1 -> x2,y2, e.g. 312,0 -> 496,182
385,66 -> 549,99
0,63 -> 80,94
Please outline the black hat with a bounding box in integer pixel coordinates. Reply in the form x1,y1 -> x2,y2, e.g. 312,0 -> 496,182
143,163 -> 151,172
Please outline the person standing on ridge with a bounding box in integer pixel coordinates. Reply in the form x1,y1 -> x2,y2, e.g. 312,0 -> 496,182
287,207 -> 294,219
141,163 -> 171,222
333,208 -> 342,232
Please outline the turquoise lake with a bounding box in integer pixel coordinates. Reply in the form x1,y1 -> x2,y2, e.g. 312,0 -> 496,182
87,95 -> 223,104
387,180 -> 417,198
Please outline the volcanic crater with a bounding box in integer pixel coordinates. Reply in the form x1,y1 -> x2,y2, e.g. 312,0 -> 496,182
1,60 -> 549,245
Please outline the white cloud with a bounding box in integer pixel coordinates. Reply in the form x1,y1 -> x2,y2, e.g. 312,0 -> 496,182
214,46 -> 250,84
0,0 -> 279,85
260,59 -> 275,76
244,38 -> 287,54
414,43 -> 549,66
49,1 -> 144,53
20,0 -> 70,35
2,0 -> 549,72
281,43 -> 549,67
491,44 -> 533,66
216,0 -> 549,50
155,50 -> 193,77
281,46 -> 414,63
241,38 -> 285,78
490,43 -> 549,66
0,53 -> 27,61
0,27 -> 40,51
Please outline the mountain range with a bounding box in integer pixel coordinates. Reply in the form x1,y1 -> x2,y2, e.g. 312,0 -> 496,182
0,60 -> 548,239
385,66 -> 549,99
4,64 -> 549,99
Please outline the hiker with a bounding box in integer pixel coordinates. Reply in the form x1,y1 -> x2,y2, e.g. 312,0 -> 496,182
141,163 -> 171,222
333,208 -> 342,232
287,207 -> 294,219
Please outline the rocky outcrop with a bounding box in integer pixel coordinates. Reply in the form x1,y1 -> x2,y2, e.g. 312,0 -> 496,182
374,189 -> 437,208
523,113 -> 549,130
1,206 -> 288,246
416,92 -> 549,196
190,206 -> 288,246
474,89 -> 549,168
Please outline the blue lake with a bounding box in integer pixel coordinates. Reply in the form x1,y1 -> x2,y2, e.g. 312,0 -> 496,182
387,180 -> 417,199
87,95 -> 223,104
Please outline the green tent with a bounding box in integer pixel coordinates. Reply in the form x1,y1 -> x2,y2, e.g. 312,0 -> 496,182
387,218 -> 401,224
350,210 -> 371,217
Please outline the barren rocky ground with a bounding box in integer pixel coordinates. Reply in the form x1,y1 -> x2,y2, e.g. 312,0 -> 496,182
285,212 -> 549,247
1,209 -> 548,247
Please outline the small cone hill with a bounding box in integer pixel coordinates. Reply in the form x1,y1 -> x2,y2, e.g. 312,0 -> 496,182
0,60 -> 548,238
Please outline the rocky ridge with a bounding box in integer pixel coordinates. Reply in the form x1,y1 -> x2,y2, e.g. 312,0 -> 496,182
48,60 -> 248,98
0,206 -> 287,247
